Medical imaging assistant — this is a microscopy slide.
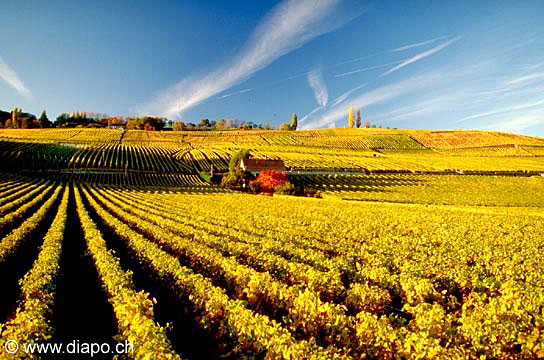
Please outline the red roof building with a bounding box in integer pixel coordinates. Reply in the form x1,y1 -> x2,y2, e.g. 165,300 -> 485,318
240,158 -> 286,175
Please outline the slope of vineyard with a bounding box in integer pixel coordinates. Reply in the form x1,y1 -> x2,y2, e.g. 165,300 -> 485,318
436,145 -> 535,157
2,129 -> 544,175
377,151 -> 544,172
0,129 -> 123,144
0,175 -> 542,359
0,129 -> 543,358
290,173 -> 544,207
410,130 -> 544,149
524,146 -> 544,156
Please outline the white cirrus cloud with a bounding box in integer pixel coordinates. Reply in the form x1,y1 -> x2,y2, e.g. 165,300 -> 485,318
331,82 -> 367,106
484,109 -> 544,133
332,52 -> 382,67
456,98 -> 544,123
520,61 -> 544,71
135,0 -> 365,118
371,93 -> 465,123
307,65 -> 328,106
330,35 -> 451,69
333,60 -> 403,78
0,55 -> 32,98
390,35 -> 452,52
301,73 -> 443,129
299,105 -> 325,124
504,71 -> 544,86
217,88 -> 252,99
381,36 -> 461,77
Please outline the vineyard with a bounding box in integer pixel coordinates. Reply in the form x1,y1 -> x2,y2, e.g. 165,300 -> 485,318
0,128 -> 543,359
1,128 -> 544,177
291,173 -> 544,207
0,176 -> 542,359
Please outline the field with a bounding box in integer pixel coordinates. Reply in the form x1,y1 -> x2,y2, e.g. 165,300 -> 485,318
0,128 -> 543,359
293,174 -> 544,207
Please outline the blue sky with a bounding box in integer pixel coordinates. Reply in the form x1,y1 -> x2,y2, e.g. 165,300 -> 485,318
1,0 -> 543,136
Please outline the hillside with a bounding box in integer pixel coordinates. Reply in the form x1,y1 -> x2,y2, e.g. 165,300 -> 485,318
1,128 -> 544,147
1,128 -> 543,359
0,129 -> 543,184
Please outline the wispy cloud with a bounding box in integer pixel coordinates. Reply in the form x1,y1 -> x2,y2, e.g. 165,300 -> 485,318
332,53 -> 381,67
301,73 -> 442,129
301,80 -> 367,125
0,55 -> 32,98
520,60 -> 544,71
475,81 -> 544,105
381,36 -> 461,76
331,82 -> 367,106
271,71 -> 311,85
456,98 -> 544,123
372,94 -> 457,122
390,35 -> 451,52
505,71 -> 544,86
307,65 -> 328,106
217,88 -> 252,99
135,0 -> 364,118
473,65 -> 544,102
484,109 -> 544,133
299,105 -> 324,124
330,35 -> 450,70
333,60 -> 403,78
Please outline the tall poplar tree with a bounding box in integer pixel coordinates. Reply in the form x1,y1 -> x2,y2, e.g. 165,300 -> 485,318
291,113 -> 297,130
11,108 -> 22,129
348,106 -> 355,128
356,110 -> 361,128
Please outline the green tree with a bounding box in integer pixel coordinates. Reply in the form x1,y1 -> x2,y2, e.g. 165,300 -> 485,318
348,106 -> 355,128
221,168 -> 245,188
291,113 -> 297,130
280,123 -> 291,131
200,118 -> 210,128
222,148 -> 250,189
199,170 -> 211,183
55,113 -> 69,126
228,148 -> 250,172
38,110 -> 51,128
0,110 -> 10,127
356,110 -> 361,128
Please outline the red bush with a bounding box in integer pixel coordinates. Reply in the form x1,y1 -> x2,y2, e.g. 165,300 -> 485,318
256,170 -> 288,192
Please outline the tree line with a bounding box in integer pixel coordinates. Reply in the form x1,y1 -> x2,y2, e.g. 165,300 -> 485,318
348,106 -> 385,129
0,108 -> 52,129
0,107 -> 285,131
278,113 -> 298,131
54,112 -> 167,130
172,118 -> 277,131
1,105 -> 389,131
